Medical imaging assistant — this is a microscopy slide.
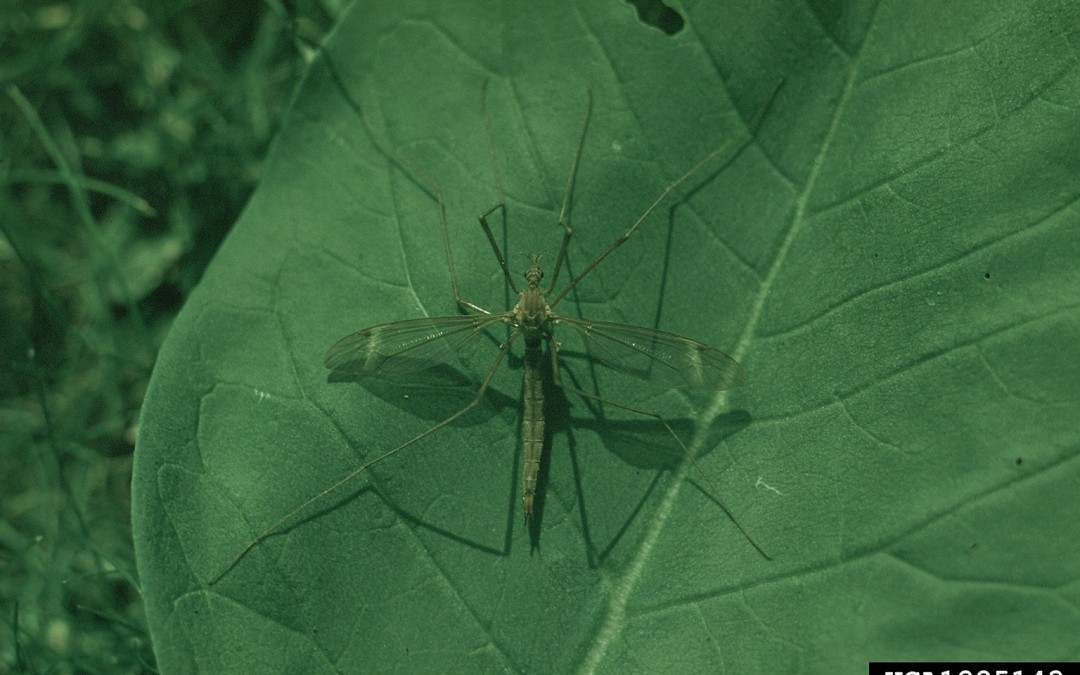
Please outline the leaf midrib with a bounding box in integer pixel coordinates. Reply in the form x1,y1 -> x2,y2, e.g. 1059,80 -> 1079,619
575,9 -> 875,670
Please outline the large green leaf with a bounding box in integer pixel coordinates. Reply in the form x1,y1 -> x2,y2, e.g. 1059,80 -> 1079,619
133,1 -> 1080,672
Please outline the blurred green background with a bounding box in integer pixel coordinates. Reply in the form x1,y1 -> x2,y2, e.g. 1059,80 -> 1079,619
0,1 -> 342,670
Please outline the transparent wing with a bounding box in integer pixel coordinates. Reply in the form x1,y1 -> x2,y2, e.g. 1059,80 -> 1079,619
556,316 -> 747,390
325,314 -> 510,377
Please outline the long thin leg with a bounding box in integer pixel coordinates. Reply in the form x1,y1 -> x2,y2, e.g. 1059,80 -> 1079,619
475,88 -> 593,296
477,203 -> 519,294
546,336 -> 771,560
546,90 -> 593,293
334,77 -> 492,316
548,83 -> 782,309
476,80 -> 521,298
209,330 -> 523,586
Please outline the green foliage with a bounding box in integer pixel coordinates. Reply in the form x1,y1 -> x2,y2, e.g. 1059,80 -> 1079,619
134,1 -> 1080,673
0,0 -> 317,671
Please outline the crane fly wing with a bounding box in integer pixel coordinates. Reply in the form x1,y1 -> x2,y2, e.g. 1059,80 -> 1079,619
556,317 -> 747,390
325,314 -> 509,377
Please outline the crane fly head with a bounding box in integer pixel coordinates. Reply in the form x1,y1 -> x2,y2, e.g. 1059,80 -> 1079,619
524,253 -> 544,287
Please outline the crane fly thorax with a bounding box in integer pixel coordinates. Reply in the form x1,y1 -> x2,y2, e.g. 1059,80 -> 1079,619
514,284 -> 551,336
509,253 -> 551,335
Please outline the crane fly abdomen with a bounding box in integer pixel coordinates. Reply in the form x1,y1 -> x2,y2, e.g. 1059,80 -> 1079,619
521,334 -> 545,521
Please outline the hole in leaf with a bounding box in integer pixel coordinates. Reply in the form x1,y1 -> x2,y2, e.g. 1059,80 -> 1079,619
625,0 -> 685,35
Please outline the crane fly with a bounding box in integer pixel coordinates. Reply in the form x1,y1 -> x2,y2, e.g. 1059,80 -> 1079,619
323,254 -> 749,520
209,84 -> 779,585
